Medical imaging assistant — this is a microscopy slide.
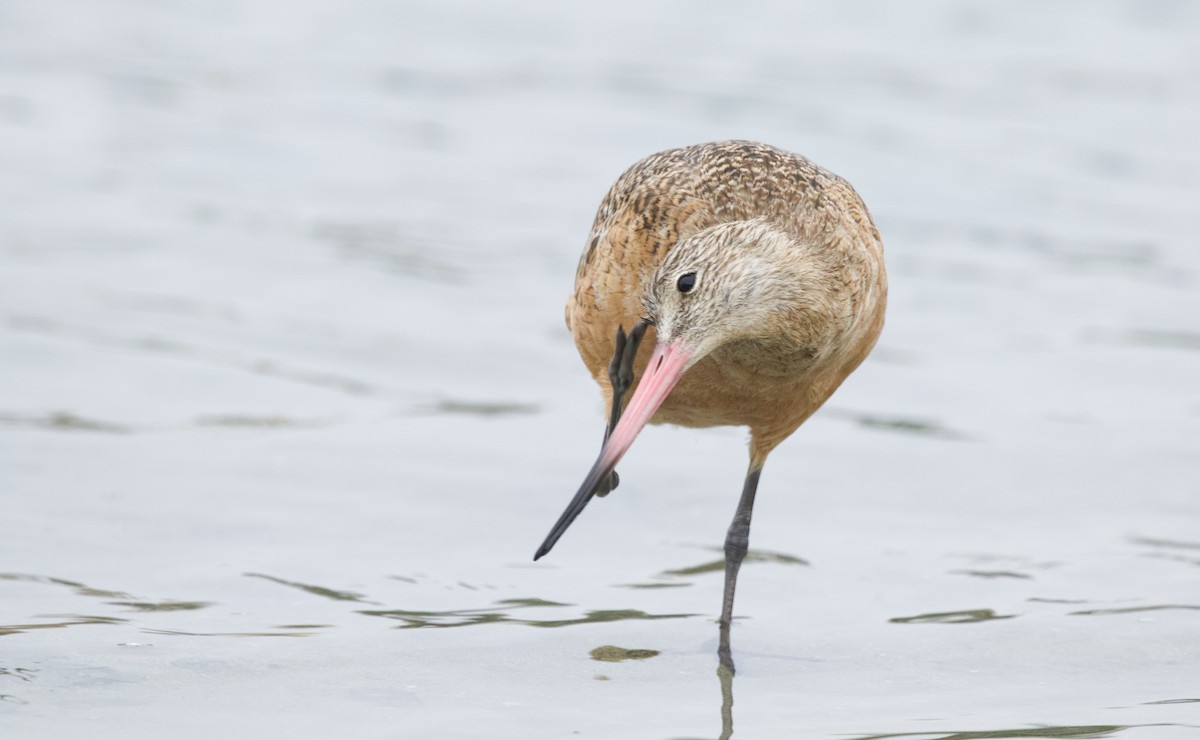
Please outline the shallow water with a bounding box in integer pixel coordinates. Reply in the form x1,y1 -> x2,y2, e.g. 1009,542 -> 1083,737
2,1 -> 1200,737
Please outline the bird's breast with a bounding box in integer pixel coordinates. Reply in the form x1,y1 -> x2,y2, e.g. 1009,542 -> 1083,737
648,340 -> 822,430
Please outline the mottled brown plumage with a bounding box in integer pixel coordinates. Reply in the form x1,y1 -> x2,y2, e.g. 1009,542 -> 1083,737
566,140 -> 886,464
538,140 -> 887,672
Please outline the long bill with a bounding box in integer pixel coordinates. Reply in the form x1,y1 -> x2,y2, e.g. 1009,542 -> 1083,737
533,341 -> 692,560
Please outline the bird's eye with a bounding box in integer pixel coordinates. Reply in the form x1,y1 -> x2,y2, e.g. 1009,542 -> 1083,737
676,272 -> 697,293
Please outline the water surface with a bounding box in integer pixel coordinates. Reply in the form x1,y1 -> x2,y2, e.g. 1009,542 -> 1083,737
2,1 -> 1199,737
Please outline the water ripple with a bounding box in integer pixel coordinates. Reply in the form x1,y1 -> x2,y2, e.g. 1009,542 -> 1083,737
360,598 -> 694,629
142,628 -> 317,638
844,724 -> 1133,740
1069,604 -> 1200,617
109,601 -> 214,612
660,548 -> 808,577
0,615 -> 127,637
889,609 -> 1016,624
245,573 -> 375,603
0,572 -> 132,599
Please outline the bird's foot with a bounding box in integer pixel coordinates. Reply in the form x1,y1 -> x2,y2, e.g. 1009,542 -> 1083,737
595,470 -> 619,497
608,322 -> 647,401
597,321 -> 648,497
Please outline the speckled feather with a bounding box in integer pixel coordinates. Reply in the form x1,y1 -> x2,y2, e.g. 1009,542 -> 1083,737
566,140 -> 886,464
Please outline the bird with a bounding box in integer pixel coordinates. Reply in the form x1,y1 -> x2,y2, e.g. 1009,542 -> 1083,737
533,140 -> 887,672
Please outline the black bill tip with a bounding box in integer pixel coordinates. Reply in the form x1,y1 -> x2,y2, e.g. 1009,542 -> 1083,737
532,453 -> 616,561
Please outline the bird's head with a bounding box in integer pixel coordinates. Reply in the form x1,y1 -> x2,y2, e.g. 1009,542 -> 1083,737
644,218 -> 807,366
535,219 -> 819,560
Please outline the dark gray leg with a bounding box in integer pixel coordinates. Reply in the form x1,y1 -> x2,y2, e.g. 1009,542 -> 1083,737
595,320 -> 648,497
717,465 -> 763,674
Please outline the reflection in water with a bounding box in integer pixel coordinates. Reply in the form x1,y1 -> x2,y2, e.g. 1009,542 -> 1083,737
660,548 -> 808,577
109,600 -> 213,612
0,411 -> 130,434
0,409 -> 339,434
950,554 -> 1060,571
0,614 -> 127,636
361,598 -> 695,629
0,573 -> 225,636
1129,536 -> 1200,551
889,609 -> 1016,624
194,414 -> 333,429
718,663 -> 734,740
824,408 -> 967,439
0,572 -> 132,599
950,570 -> 1032,580
845,725 -> 1132,739
7,314 -> 377,396
493,597 -> 567,608
1130,536 -> 1200,567
1142,551 -> 1200,567
853,415 -> 965,438
427,399 -> 539,417
245,572 -> 373,603
669,666 -> 736,740
142,627 -> 318,638
1069,604 -> 1200,616
588,645 -> 659,662
0,667 -> 38,682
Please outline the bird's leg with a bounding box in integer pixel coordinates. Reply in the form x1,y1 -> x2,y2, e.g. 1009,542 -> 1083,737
595,320 -> 648,498
717,464 -> 763,674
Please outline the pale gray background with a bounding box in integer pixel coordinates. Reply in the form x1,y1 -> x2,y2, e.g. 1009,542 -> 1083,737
2,1 -> 1199,738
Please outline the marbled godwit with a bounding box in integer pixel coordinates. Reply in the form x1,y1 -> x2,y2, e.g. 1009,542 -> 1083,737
534,141 -> 887,670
